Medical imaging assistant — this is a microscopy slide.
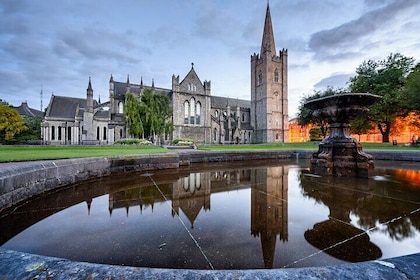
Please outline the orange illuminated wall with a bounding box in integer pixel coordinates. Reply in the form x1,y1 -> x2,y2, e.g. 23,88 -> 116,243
288,112 -> 420,143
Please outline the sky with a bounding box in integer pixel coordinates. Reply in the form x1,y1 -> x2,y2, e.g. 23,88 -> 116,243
1,0 -> 419,117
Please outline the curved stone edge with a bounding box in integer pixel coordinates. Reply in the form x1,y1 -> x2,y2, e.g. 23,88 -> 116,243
0,249 -> 419,280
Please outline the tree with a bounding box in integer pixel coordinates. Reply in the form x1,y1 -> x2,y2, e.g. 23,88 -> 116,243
350,115 -> 374,142
123,89 -> 173,143
348,53 -> 415,142
297,87 -> 345,139
402,62 -> 420,114
0,104 -> 28,144
15,116 -> 42,143
124,93 -> 144,138
140,90 -> 173,143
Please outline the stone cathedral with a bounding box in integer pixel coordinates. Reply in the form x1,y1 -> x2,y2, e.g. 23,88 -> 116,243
41,3 -> 288,145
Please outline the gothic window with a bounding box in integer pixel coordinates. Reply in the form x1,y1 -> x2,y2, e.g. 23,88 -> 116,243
118,102 -> 124,113
258,70 -> 263,85
58,126 -> 62,141
214,128 -> 217,141
103,127 -> 107,140
67,127 -> 71,141
195,173 -> 201,190
274,68 -> 279,83
184,101 -> 189,124
196,101 -> 201,125
51,126 -> 55,140
215,110 -> 219,118
97,127 -> 100,140
188,83 -> 196,91
276,133 -> 279,140
119,129 -> 123,138
190,98 -> 196,124
242,113 -> 245,122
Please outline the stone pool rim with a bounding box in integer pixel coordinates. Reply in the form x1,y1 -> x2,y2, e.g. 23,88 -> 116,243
1,149 -> 420,279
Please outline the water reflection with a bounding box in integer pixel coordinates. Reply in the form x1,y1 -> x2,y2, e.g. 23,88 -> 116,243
301,174 -> 382,262
1,160 -> 419,269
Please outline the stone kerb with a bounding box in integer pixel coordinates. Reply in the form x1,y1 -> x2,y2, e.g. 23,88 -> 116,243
0,154 -> 180,210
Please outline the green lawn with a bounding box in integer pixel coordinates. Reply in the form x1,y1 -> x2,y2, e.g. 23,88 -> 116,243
0,142 -> 418,163
0,145 -> 169,162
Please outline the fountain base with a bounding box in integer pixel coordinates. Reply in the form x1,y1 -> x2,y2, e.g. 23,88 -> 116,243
311,137 -> 374,178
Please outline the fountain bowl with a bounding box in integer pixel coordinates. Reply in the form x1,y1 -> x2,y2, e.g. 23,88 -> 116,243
304,93 -> 381,178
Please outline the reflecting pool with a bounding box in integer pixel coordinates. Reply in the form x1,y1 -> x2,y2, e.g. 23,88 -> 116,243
1,159 -> 419,269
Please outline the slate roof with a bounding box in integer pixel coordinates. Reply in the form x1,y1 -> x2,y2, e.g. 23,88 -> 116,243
46,95 -> 86,118
46,95 -> 99,119
114,82 -> 171,97
211,96 -> 251,110
14,102 -> 44,118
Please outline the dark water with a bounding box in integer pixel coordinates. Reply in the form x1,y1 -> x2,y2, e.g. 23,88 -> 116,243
1,159 -> 419,269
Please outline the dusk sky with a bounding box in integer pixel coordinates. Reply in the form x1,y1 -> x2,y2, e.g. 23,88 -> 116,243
1,0 -> 419,117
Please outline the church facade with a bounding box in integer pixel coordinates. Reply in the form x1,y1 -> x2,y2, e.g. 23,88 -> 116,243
41,3 -> 287,145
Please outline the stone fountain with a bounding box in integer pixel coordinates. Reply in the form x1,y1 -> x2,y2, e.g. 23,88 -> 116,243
304,93 -> 381,178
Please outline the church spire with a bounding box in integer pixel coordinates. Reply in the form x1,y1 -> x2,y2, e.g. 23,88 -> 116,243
260,1 -> 276,55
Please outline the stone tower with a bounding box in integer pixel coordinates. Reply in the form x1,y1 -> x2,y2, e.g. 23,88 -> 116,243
251,3 -> 288,143
83,77 -> 95,141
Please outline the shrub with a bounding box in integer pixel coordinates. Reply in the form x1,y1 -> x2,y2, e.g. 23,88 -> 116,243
114,139 -> 152,145
172,138 -> 194,146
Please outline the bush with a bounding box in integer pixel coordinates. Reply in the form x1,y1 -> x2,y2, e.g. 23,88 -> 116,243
172,138 -> 194,146
114,139 -> 152,145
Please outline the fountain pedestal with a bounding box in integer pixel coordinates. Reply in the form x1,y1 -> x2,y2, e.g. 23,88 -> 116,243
305,94 -> 381,178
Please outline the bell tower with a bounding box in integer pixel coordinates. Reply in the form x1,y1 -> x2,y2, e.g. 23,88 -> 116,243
251,2 -> 288,143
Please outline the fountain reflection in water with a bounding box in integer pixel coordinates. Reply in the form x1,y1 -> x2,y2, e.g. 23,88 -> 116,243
1,160 -> 419,269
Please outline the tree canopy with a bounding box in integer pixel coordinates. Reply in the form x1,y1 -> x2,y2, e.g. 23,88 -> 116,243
0,104 -> 28,144
297,87 -> 345,138
124,89 -> 173,143
348,53 -> 416,142
402,62 -> 420,112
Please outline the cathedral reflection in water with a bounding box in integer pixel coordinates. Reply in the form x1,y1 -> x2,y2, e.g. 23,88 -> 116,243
107,164 -> 290,268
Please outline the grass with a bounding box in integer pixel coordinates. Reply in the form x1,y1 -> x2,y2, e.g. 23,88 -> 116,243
0,145 -> 169,162
0,142 -> 418,163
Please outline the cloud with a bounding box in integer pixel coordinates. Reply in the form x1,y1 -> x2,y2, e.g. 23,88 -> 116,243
314,73 -> 354,90
308,0 -> 420,62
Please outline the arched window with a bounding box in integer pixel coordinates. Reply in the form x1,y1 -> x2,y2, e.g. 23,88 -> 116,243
97,127 -> 100,140
276,133 -> 279,140
215,110 -> 219,118
190,98 -> 195,124
67,127 -> 71,141
242,113 -> 245,122
258,70 -> 263,85
184,101 -> 189,124
274,68 -> 279,83
214,128 -> 217,141
103,127 -> 107,140
58,126 -> 62,140
119,129 -> 123,139
51,126 -> 55,140
118,102 -> 124,113
196,101 -> 201,125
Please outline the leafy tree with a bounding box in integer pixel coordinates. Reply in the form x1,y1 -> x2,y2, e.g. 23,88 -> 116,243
124,89 -> 173,143
0,104 -> 28,144
309,127 -> 323,141
348,53 -> 415,142
297,87 -> 345,138
124,93 -> 144,138
402,62 -> 420,114
140,90 -> 173,143
15,116 -> 42,143
350,115 -> 374,142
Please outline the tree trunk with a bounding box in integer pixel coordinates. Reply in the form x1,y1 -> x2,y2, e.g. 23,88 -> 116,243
378,121 -> 391,143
